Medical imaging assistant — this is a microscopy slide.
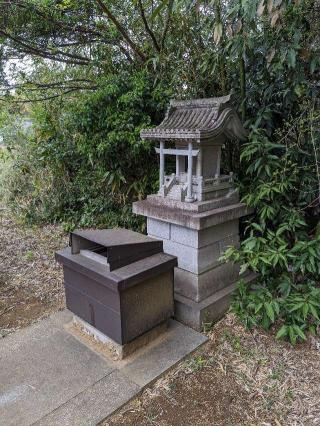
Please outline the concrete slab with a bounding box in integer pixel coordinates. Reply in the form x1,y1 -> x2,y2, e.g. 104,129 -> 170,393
120,320 -> 207,387
34,371 -> 140,426
0,311 -> 114,426
0,310 -> 207,426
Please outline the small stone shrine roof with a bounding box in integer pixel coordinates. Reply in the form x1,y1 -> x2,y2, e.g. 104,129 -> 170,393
140,94 -> 248,142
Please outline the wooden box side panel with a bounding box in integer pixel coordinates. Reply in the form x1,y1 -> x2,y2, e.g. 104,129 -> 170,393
121,270 -> 174,344
63,266 -> 122,344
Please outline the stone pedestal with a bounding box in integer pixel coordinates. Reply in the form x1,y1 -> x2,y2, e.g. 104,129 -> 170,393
133,193 -> 254,330
135,95 -> 254,330
71,315 -> 169,360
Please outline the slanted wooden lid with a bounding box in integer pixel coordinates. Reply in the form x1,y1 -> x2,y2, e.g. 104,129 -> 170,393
70,229 -> 163,271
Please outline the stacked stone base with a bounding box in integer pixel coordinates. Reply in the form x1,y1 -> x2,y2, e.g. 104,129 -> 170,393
133,195 -> 254,331
175,282 -> 236,329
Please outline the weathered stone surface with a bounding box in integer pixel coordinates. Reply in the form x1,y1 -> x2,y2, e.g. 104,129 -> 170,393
147,217 -> 239,249
147,217 -> 171,240
170,220 -> 239,248
35,371 -> 140,426
174,284 -> 235,330
142,203 -> 247,327
174,262 -> 241,302
146,190 -> 239,213
135,199 -> 251,328
141,96 -> 248,142
174,273 -> 256,330
133,199 -> 252,231
159,235 -> 239,274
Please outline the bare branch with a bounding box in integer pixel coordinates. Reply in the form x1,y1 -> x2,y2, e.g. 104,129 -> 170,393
0,79 -> 97,92
137,0 -> 161,52
94,0 -> 146,62
0,1 -> 105,39
161,0 -> 174,50
0,30 -> 90,65
0,89 -> 84,103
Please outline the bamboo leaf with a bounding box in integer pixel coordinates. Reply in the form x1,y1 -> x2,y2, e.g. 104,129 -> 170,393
271,10 -> 279,27
302,303 -> 309,319
309,304 -> 319,320
293,325 -> 307,341
288,326 -> 297,345
214,23 -> 223,44
288,49 -> 296,68
265,302 -> 275,322
151,0 -> 169,21
276,325 -> 288,339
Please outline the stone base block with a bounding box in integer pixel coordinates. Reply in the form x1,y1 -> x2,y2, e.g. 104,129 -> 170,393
133,198 -> 253,230
152,236 -> 239,275
174,272 -> 256,330
174,263 -> 241,302
146,191 -> 239,213
72,315 -> 169,360
147,217 -> 239,249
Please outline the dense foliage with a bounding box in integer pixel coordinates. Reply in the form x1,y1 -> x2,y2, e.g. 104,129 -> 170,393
224,105 -> 320,344
0,0 -> 319,341
2,72 -> 169,229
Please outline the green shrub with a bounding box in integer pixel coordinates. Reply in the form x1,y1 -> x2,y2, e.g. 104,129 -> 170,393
2,71 -> 170,230
224,104 -> 320,344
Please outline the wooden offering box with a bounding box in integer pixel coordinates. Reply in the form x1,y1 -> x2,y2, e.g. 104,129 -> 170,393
56,229 -> 177,345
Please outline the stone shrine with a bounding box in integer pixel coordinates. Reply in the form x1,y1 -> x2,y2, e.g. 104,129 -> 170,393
133,95 -> 254,330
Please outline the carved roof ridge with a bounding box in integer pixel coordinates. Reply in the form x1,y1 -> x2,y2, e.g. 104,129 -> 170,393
169,94 -> 231,108
140,94 -> 248,142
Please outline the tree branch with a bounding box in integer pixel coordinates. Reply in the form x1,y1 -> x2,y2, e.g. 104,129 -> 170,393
0,30 -> 90,65
161,0 -> 174,50
94,0 -> 146,62
0,1 -> 105,39
0,79 -> 97,92
0,89 -> 81,103
137,0 -> 161,52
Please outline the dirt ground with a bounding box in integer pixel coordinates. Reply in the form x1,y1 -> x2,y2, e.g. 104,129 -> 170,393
104,314 -> 320,426
0,208 -> 67,336
1,209 -> 320,426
